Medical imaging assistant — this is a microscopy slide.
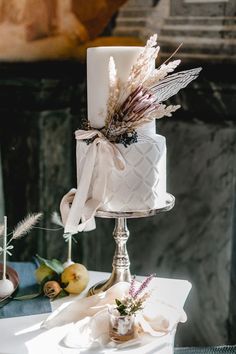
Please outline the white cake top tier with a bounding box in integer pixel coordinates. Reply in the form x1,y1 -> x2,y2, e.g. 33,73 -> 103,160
87,46 -> 155,134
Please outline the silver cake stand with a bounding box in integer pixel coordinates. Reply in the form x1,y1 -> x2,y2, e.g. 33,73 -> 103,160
87,193 -> 175,296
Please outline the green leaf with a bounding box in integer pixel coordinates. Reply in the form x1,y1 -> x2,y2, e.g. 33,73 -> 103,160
14,293 -> 41,300
36,254 -> 64,274
115,299 -> 121,306
118,309 -> 128,316
118,304 -> 126,311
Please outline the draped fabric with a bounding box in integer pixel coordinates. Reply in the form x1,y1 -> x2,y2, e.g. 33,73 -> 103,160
60,129 -> 125,234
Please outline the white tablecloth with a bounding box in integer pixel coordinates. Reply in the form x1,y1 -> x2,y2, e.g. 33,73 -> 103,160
0,271 -> 191,354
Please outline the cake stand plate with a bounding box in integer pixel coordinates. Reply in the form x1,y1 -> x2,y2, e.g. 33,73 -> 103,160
87,193 -> 175,296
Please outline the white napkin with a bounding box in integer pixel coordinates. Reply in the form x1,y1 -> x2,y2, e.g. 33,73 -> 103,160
42,279 -> 191,351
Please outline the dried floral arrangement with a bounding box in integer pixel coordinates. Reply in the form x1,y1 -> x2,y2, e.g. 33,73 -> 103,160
82,34 -> 201,147
115,274 -> 154,316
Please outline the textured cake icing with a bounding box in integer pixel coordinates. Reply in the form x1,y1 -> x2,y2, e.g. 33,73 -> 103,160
81,46 -> 167,211
60,34 -> 201,233
76,135 -> 166,212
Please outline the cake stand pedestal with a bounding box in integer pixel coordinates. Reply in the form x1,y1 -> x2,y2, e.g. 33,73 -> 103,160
87,193 -> 175,296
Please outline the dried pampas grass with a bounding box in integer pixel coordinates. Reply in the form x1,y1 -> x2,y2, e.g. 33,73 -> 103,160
51,211 -> 64,227
12,213 -> 43,239
127,34 -> 160,90
144,59 -> 181,87
150,104 -> 181,119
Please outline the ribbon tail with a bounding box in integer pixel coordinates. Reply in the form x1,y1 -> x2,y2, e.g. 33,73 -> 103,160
78,199 -> 101,232
77,143 -> 110,232
63,143 -> 97,234
60,135 -> 123,234
79,217 -> 96,232
60,188 -> 77,226
60,191 -> 97,233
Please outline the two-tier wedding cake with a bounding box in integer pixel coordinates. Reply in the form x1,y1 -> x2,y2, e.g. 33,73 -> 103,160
60,34 -> 201,234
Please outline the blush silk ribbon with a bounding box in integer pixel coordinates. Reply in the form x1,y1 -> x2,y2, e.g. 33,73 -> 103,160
60,129 -> 126,234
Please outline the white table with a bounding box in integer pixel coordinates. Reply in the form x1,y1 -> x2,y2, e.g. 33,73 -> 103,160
0,271 -> 191,354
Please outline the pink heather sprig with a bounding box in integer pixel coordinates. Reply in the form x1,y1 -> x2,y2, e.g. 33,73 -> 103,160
115,274 -> 155,316
129,275 -> 136,298
133,274 -> 155,299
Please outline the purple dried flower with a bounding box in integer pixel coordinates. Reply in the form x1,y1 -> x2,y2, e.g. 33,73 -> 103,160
129,275 -> 136,298
133,274 -> 155,299
115,274 -> 155,316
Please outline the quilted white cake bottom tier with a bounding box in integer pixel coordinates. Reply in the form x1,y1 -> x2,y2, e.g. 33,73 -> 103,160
76,134 -> 167,212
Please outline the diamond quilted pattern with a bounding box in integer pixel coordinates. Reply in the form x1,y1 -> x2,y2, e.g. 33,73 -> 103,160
76,134 -> 167,212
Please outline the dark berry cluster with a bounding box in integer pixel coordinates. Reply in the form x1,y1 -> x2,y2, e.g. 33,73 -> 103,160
115,131 -> 138,147
81,119 -> 138,148
80,118 -> 91,131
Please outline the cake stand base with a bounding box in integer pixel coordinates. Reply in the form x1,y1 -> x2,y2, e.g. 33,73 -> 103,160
87,269 -> 131,296
87,194 -> 175,296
